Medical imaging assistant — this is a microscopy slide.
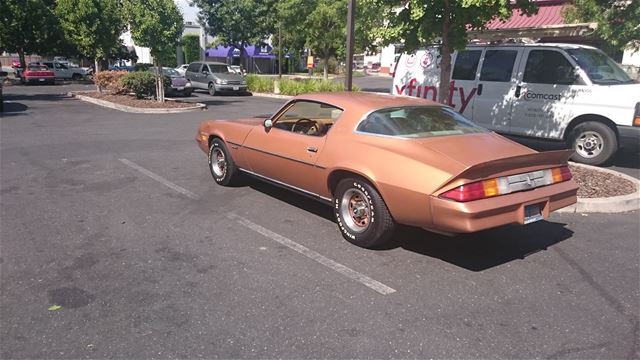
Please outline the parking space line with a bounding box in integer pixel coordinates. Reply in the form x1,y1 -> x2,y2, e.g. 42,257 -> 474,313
119,158 -> 200,200
228,213 -> 397,295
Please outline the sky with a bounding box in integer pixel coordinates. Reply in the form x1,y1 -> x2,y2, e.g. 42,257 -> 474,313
174,0 -> 200,23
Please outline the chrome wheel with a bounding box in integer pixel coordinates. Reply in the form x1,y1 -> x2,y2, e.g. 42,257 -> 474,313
575,130 -> 604,159
340,188 -> 371,233
210,148 -> 226,178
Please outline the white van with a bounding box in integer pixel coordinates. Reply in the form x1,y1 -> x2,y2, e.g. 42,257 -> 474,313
392,43 -> 640,165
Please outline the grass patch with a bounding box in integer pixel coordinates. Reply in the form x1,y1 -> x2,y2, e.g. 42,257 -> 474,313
247,75 -> 359,95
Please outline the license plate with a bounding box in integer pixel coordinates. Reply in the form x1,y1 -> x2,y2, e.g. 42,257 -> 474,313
233,86 -> 239,90
176,87 -> 184,91
39,78 -> 45,82
524,204 -> 543,224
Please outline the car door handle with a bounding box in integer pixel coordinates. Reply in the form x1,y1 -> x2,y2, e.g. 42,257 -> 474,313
477,83 -> 483,96
306,146 -> 318,153
515,85 -> 522,98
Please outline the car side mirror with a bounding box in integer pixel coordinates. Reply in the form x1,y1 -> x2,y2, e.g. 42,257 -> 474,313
202,70 -> 209,74
263,119 -> 273,130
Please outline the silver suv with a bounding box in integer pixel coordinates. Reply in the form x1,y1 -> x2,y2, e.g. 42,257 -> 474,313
185,62 -> 247,96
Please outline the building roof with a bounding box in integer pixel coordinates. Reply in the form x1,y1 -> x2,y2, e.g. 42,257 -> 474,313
485,2 -> 566,30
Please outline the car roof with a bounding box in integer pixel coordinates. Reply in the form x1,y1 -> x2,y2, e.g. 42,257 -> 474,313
465,43 -> 597,50
293,92 -> 443,125
204,62 -> 229,65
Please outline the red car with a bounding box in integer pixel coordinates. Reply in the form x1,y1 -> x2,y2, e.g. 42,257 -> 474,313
21,64 -> 55,85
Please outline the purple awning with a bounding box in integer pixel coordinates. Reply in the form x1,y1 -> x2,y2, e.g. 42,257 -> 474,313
206,44 -> 275,59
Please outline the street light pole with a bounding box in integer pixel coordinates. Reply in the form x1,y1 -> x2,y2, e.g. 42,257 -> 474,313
345,0 -> 356,91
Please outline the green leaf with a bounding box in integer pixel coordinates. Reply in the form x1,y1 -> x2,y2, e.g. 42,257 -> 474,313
48,304 -> 62,311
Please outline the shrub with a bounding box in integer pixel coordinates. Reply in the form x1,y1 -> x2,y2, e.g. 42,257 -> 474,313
93,70 -> 128,94
246,74 -> 274,93
120,71 -> 157,99
134,63 -> 153,72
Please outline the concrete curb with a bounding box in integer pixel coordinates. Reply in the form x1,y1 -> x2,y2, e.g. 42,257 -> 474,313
69,92 -> 207,114
557,162 -> 639,213
251,92 -> 294,100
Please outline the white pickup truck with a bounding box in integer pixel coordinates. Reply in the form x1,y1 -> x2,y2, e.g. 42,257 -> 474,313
41,61 -> 90,80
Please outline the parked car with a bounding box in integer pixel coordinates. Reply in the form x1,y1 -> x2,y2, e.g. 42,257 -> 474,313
393,43 -> 640,165
40,61 -> 88,80
175,64 -> 189,75
147,67 -> 192,96
11,59 -> 21,68
0,71 -> 7,112
21,64 -> 55,85
185,61 -> 247,95
195,92 -> 578,248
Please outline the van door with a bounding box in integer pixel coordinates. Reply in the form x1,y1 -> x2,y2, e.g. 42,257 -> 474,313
472,48 -> 523,132
510,48 -> 580,138
450,49 -> 482,118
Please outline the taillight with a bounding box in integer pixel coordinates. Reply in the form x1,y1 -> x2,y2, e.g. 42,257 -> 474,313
633,102 -> 640,127
440,166 -> 573,202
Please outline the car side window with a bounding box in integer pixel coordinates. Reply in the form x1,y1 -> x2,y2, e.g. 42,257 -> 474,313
186,63 -> 201,73
273,101 -> 343,137
452,50 -> 481,80
479,50 -> 517,82
202,64 -> 210,73
523,50 -> 577,85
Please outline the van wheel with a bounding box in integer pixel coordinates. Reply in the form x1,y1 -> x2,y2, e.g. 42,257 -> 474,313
208,83 -> 216,96
334,178 -> 395,249
569,121 -> 617,165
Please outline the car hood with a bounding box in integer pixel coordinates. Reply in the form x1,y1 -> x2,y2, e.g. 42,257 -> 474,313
214,73 -> 245,81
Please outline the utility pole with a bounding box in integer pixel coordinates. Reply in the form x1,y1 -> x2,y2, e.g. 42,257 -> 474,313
278,21 -> 282,79
345,0 -> 356,91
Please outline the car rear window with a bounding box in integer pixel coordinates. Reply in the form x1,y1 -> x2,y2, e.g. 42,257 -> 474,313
357,106 -> 487,138
28,66 -> 49,71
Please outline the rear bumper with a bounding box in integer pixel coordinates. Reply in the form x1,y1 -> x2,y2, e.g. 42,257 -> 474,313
617,125 -> 640,150
428,179 -> 578,233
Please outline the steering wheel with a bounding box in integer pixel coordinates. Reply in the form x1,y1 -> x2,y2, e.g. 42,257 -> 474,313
291,118 -> 320,134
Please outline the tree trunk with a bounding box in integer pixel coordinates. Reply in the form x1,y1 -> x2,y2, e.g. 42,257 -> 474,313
156,60 -> 165,103
323,58 -> 328,80
438,0 -> 452,105
94,58 -> 101,93
18,49 -> 26,69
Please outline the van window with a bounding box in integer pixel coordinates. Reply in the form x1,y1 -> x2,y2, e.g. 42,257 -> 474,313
210,64 -> 230,73
523,50 -> 576,85
480,50 -> 517,82
187,63 -> 201,72
566,48 -> 634,85
452,50 -> 481,80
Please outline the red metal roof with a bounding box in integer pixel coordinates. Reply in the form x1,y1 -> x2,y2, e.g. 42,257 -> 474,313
485,3 -> 567,30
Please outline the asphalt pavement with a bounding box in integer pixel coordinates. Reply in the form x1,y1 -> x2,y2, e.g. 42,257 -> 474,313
1,83 -> 639,359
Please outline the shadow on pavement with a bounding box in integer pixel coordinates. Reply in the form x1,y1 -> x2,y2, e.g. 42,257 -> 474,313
243,175 -> 574,271
4,93 -> 71,102
391,221 -> 573,271
1,101 -> 28,116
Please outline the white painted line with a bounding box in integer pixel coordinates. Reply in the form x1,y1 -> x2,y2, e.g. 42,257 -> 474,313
228,213 -> 396,295
119,158 -> 200,200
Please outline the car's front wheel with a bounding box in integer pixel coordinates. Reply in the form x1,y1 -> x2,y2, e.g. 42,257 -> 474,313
208,138 -> 239,186
570,121 -> 617,165
334,178 -> 395,248
208,83 -> 216,96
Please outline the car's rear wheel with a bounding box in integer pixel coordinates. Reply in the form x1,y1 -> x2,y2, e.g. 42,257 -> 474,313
72,73 -> 82,81
208,83 -> 216,96
570,121 -> 617,165
208,138 -> 239,186
334,178 -> 395,248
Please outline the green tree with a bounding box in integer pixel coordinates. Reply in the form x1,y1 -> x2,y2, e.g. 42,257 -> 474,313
306,0 -> 348,79
0,0 -> 63,68
56,0 -> 126,90
376,0 -> 537,103
182,34 -> 200,64
564,0 -> 639,51
126,0 -> 184,102
191,0 -> 276,66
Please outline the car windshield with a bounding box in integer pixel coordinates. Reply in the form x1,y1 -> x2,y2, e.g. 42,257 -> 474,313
566,48 -> 635,85
357,106 -> 488,138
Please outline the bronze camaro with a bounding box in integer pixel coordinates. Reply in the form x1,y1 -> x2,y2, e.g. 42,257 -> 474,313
196,92 -> 578,248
